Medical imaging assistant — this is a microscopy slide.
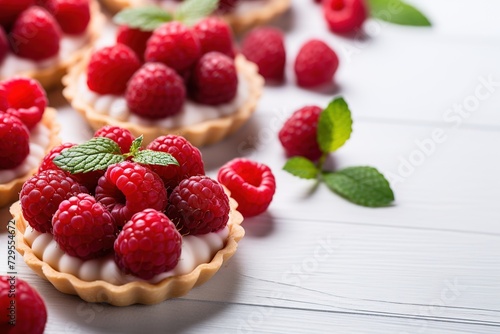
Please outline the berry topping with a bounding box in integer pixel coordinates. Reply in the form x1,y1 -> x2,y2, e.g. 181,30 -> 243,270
45,0 -> 91,35
95,161 -> 168,227
189,51 -> 238,105
9,6 -> 61,61
114,209 -> 182,280
193,17 -> 234,58
241,27 -> 286,82
52,193 -> 117,260
323,0 -> 367,34
294,39 -> 339,88
146,135 -> 205,192
116,25 -> 152,61
0,275 -> 47,334
20,169 -> 88,233
0,0 -> 34,29
125,62 -> 185,119
217,0 -> 237,13
218,158 -> 276,217
87,44 -> 142,95
94,125 -> 135,154
0,112 -> 30,169
167,175 -> 229,235
0,27 -> 8,63
278,105 -> 323,161
145,21 -> 201,73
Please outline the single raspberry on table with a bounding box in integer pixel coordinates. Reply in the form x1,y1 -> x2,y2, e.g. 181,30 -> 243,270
167,175 -> 229,235
44,0 -> 91,35
114,209 -> 182,280
0,275 -> 47,334
146,135 -> 205,192
9,6 -> 61,61
278,105 -> 323,161
189,51 -> 237,105
52,193 -> 117,260
116,25 -> 152,61
20,169 -> 88,233
192,17 -> 234,58
241,27 -> 286,82
0,0 -> 34,29
218,158 -> 276,217
0,27 -> 8,63
323,0 -> 367,34
87,44 -> 141,95
294,39 -> 339,88
125,62 -> 185,119
0,112 -> 30,170
94,125 -> 135,154
95,161 -> 167,228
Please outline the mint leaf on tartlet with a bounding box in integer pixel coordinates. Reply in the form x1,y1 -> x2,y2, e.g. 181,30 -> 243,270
367,0 -> 432,26
174,0 -> 219,26
133,150 -> 179,167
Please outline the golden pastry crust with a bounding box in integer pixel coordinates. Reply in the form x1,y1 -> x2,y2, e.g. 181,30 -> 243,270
11,189 -> 244,306
0,108 -> 61,208
0,0 -> 106,90
63,53 -> 263,146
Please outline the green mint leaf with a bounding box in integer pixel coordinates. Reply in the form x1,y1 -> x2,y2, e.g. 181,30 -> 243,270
283,157 -> 319,180
174,0 -> 219,26
317,97 -> 353,154
113,6 -> 173,31
323,166 -> 394,207
129,135 -> 143,155
367,0 -> 431,26
53,138 -> 124,173
132,150 -> 179,167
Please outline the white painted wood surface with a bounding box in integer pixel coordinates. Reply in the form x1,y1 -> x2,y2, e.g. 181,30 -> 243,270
1,0 -> 500,333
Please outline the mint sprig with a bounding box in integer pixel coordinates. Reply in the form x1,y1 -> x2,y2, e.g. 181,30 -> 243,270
283,97 -> 394,208
367,0 -> 431,26
174,0 -> 219,26
53,136 -> 178,174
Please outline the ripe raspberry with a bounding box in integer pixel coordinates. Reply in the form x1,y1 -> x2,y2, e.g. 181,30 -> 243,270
9,6 -> 61,61
0,275 -> 47,334
125,62 -> 185,119
189,52 -> 237,105
52,193 -> 117,260
116,25 -> 152,61
0,0 -> 34,29
0,77 -> 47,129
146,135 -> 205,192
44,0 -> 91,35
294,39 -> 339,87
323,0 -> 367,34
0,112 -> 30,170
114,209 -> 182,280
95,161 -> 167,227
145,21 -> 201,73
278,105 -> 323,160
87,44 -> 141,95
167,176 -> 229,235
94,125 -> 135,154
20,170 -> 88,233
192,17 -> 234,58
241,27 -> 286,82
0,27 -> 8,63
218,158 -> 276,217
217,0 -> 237,13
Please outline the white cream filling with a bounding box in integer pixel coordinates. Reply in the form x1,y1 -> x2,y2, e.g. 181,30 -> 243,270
24,224 -> 229,285
0,123 -> 50,184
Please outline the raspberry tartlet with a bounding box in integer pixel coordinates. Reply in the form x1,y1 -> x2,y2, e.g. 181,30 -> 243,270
0,0 -> 105,90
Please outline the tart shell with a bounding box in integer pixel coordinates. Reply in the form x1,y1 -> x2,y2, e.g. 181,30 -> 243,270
11,189 -> 245,306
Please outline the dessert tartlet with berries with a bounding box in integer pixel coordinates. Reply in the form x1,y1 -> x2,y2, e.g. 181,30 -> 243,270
0,0 -> 105,89
0,77 -> 60,207
11,127 -> 245,305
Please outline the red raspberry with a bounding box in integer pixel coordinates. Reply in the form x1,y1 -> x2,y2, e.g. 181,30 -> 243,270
189,52 -> 237,105
145,21 -> 201,73
20,170 -> 88,233
9,6 -> 61,61
294,39 -> 339,87
192,17 -> 234,58
114,209 -> 182,280
0,77 -> 47,130
87,44 -> 141,95
52,193 -> 117,260
95,161 -> 167,227
94,125 -> 135,154
116,25 -> 152,61
217,158 -> 276,217
146,135 -> 205,192
278,105 -> 323,161
0,112 -> 30,170
44,0 -> 91,35
0,275 -> 47,334
0,0 -> 34,29
167,175 -> 229,235
323,0 -> 367,34
241,27 -> 286,82
0,27 -> 8,63
217,0 -> 237,13
125,62 -> 185,119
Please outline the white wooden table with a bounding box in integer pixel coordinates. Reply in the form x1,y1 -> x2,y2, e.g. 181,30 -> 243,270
1,0 -> 500,333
